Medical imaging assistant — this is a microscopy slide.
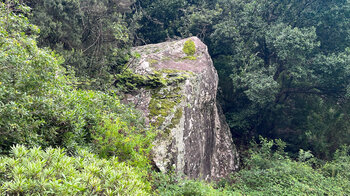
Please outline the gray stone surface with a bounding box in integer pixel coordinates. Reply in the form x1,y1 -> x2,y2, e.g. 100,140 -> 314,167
124,37 -> 239,180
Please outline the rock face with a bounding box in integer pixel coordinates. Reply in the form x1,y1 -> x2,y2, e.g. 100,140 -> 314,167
123,37 -> 239,180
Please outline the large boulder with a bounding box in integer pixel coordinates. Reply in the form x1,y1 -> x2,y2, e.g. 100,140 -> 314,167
120,37 -> 239,180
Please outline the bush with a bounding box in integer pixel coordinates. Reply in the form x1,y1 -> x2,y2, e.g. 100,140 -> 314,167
152,171 -> 235,196
0,1 -> 63,153
92,116 -> 156,170
182,40 -> 196,56
321,145 -> 350,180
0,145 -> 151,195
226,138 -> 350,195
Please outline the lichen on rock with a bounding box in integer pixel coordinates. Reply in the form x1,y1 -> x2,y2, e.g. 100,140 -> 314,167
122,37 -> 239,181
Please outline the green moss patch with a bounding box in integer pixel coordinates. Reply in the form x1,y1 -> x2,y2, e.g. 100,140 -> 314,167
182,56 -> 197,60
159,69 -> 182,74
148,87 -> 183,130
162,108 -> 183,137
183,40 -> 196,56
114,69 -> 167,92
169,108 -> 183,129
157,69 -> 192,85
116,68 -> 189,134
161,57 -> 171,61
148,58 -> 159,66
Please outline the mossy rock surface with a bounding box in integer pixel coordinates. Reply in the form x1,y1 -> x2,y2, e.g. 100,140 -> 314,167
149,86 -> 183,129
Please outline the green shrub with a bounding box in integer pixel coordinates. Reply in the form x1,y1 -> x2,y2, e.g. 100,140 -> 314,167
92,116 -> 156,170
226,138 -> 350,195
0,1 -> 64,153
0,145 -> 151,195
182,40 -> 196,56
152,171 -> 235,196
321,145 -> 350,180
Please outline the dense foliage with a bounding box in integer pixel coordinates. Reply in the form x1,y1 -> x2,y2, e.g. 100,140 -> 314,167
0,145 -> 151,195
24,0 -> 135,89
0,1 -> 153,194
227,139 -> 350,195
0,1 -> 151,157
152,139 -> 350,195
209,0 -> 350,159
1,0 -> 350,194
